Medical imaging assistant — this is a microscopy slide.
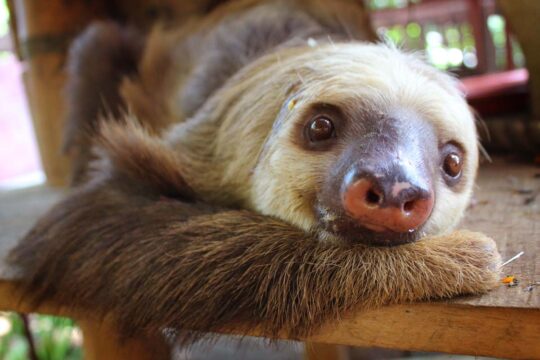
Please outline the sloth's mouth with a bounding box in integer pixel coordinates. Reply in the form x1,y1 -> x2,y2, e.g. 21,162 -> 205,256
355,220 -> 400,233
332,226 -> 420,247
315,207 -> 423,246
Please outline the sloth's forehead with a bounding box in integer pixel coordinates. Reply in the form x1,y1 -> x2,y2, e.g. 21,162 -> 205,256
298,45 -> 413,72
290,44 -> 459,100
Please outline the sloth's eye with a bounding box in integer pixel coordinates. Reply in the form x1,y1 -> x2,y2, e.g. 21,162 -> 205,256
307,116 -> 335,142
443,153 -> 462,177
441,143 -> 464,184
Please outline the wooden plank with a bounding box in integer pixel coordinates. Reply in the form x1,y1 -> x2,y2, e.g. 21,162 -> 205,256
299,304 -> 540,359
456,158 -> 539,308
78,319 -> 170,360
370,0 -> 469,27
112,0 -> 219,29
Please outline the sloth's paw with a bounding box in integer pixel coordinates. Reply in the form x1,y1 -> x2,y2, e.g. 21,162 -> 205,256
435,230 -> 502,294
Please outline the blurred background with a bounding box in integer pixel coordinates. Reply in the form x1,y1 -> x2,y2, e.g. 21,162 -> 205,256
0,0 -> 537,358
0,0 -> 534,189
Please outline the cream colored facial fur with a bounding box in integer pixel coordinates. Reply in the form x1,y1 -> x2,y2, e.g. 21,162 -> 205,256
166,43 -> 479,241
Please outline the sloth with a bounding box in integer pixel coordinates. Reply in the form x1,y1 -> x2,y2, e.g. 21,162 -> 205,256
66,0 -> 478,247
163,43 -> 477,247
9,0 -> 501,345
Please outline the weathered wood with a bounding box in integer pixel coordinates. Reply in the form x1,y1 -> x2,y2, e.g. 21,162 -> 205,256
21,55 -> 72,187
300,304 -> 540,359
457,158 -> 539,309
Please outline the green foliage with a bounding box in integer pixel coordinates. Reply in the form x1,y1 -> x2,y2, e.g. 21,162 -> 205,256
0,313 -> 82,360
370,0 -> 524,71
368,0 -> 413,10
487,14 -> 508,69
406,23 -> 421,39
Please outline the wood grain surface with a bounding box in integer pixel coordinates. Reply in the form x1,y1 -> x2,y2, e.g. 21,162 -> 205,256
300,303 -> 540,359
458,158 -> 539,308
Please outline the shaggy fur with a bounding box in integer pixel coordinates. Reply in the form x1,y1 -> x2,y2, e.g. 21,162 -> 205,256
64,22 -> 144,184
81,2 -> 478,242
9,123 -> 501,344
66,0 -> 376,182
9,0 -> 501,349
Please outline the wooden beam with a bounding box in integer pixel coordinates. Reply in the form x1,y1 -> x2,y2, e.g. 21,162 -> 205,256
8,0 -> 108,186
299,304 -> 540,359
79,319 -> 170,360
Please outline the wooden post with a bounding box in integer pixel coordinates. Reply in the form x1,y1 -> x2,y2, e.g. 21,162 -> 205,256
304,342 -> 350,360
467,0 -> 489,73
498,0 -> 540,119
7,0 -> 107,186
78,319 -> 171,360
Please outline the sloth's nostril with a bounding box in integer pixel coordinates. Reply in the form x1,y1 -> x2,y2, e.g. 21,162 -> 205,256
365,189 -> 382,205
403,200 -> 415,213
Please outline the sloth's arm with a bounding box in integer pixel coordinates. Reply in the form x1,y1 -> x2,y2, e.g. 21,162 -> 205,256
9,173 -> 500,343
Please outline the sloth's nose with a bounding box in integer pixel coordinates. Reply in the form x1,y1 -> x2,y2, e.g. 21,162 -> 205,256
341,167 -> 434,233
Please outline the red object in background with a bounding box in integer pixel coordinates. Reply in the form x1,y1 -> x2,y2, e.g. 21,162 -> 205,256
461,69 -> 530,116
0,54 -> 42,182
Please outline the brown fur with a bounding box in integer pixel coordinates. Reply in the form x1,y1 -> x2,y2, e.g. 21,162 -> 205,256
96,120 -> 196,200
64,22 -> 144,184
10,0 -> 501,348
9,123 -> 500,345
65,0 -> 377,182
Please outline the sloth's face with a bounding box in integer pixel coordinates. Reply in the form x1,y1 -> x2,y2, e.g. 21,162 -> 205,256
249,44 -> 478,246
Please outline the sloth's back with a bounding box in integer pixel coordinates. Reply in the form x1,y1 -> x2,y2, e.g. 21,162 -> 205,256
150,0 -> 377,122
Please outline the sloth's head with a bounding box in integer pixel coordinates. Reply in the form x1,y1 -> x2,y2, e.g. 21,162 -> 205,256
170,43 -> 479,246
